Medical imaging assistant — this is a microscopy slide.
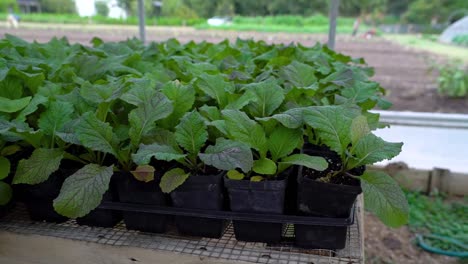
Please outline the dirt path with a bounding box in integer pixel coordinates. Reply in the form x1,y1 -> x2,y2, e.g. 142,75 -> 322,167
1,24 -> 467,114
364,212 -> 459,264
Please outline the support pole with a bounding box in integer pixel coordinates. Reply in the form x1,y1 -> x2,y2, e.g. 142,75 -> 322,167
137,0 -> 146,43
328,0 -> 340,50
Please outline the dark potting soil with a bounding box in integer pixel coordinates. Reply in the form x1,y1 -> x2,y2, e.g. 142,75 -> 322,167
302,144 -> 363,186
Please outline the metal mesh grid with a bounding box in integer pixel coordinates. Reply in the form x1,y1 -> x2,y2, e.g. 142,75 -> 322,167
0,203 -> 363,264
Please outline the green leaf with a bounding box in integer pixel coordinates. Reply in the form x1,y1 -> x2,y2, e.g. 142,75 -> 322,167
0,157 -> 11,180
350,116 -> 370,145
251,176 -> 265,182
75,112 -> 118,156
341,82 -> 379,103
222,109 -> 267,156
348,134 -> 403,169
199,105 -> 222,121
360,171 -> 409,227
175,111 -> 208,156
13,148 -> 64,184
0,96 -> 32,113
257,107 -> 306,129
320,68 -> 354,88
225,92 -> 257,110
0,182 -> 12,206
160,168 -> 190,193
227,170 -> 245,180
280,154 -> 328,171
199,138 -> 253,173
244,79 -> 285,117
303,105 -> 359,156
16,94 -> 48,122
279,61 -> 318,88
53,164 -> 114,218
253,158 -> 277,175
195,73 -> 234,108
80,81 -> 125,104
131,165 -> 155,183
132,143 -> 186,165
128,92 -> 173,146
38,101 -> 74,136
0,145 -> 21,156
268,126 -> 302,161
161,81 -> 195,128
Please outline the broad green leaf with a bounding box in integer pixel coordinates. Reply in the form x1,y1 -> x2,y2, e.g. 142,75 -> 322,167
161,81 -> 195,128
195,73 -> 235,108
132,143 -> 186,165
13,148 -> 64,184
268,126 -> 302,161
227,170 -> 245,180
244,79 -> 285,117
341,82 -> 379,103
0,157 -> 10,180
120,79 -> 157,106
360,171 -> 409,227
350,116 -> 370,145
279,61 -> 318,88
38,101 -> 74,136
16,94 -> 47,122
160,168 -> 190,193
0,182 -> 12,206
75,112 -> 118,156
253,158 -> 277,175
0,96 -> 31,113
280,154 -> 328,171
131,165 -> 155,182
251,176 -> 265,182
209,120 -> 228,135
0,145 -> 20,156
53,164 -> 114,218
257,107 -> 307,129
303,105 -> 359,156
225,92 -> 257,110
80,81 -> 125,104
320,68 -> 354,88
348,134 -> 403,169
128,92 -> 173,146
222,109 -> 267,156
199,105 -> 222,121
199,138 -> 253,173
175,111 -> 208,156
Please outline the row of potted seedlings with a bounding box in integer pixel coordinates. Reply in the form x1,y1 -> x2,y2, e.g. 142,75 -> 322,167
0,36 -> 409,249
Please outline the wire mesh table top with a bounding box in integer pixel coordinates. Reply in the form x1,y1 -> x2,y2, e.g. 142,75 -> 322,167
0,203 -> 363,264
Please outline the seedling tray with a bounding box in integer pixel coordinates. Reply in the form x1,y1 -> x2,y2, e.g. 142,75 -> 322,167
98,202 -> 355,227
0,201 -> 363,264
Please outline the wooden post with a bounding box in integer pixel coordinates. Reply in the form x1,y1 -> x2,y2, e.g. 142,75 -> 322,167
328,0 -> 340,49
137,0 -> 146,43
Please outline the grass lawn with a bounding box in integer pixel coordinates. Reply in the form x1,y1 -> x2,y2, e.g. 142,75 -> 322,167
385,34 -> 468,62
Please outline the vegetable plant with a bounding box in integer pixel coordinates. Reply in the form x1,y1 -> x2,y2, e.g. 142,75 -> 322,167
133,109 -> 254,193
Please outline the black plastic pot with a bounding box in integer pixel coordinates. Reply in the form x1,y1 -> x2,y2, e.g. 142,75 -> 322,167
225,176 -> 287,243
117,173 -> 168,233
295,176 -> 362,249
21,172 -> 68,223
170,172 -> 227,238
76,174 -> 122,228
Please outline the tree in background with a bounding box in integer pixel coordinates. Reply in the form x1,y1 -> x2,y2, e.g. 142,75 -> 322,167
184,0 -> 216,18
95,1 -> 109,17
162,0 -> 198,19
39,0 -> 76,13
215,0 -> 235,17
0,0 -> 18,13
403,0 -> 467,24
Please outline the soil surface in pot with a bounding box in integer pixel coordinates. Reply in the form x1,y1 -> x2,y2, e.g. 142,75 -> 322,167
302,144 -> 363,186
